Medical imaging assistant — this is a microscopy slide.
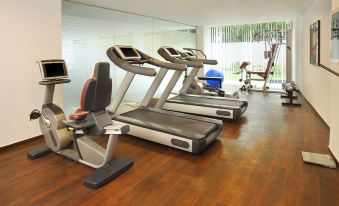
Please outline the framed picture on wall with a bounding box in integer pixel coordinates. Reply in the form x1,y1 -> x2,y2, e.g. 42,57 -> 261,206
310,20 -> 320,66
331,10 -> 339,64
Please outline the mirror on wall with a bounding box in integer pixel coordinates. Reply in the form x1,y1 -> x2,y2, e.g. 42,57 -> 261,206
331,10 -> 339,64
61,1 -> 197,115
310,20 -> 320,66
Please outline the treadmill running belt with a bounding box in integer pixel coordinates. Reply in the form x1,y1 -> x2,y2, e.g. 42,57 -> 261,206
115,108 -> 217,140
169,95 -> 245,108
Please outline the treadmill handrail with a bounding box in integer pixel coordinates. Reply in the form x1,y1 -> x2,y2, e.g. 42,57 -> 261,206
158,48 -> 203,68
187,57 -> 218,65
106,47 -> 157,76
137,49 -> 187,71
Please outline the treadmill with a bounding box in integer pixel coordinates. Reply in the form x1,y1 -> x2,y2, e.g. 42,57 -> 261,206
156,46 -> 248,120
106,45 -> 223,154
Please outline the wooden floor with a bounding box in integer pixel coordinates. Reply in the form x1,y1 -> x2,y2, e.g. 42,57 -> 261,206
1,92 -> 338,206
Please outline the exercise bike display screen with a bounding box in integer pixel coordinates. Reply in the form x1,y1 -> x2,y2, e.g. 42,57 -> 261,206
43,63 -> 67,79
167,48 -> 180,56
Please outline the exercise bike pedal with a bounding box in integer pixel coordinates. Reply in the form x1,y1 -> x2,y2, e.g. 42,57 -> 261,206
29,109 -> 42,120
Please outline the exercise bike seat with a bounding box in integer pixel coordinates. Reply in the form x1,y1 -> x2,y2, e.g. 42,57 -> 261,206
69,108 -> 88,121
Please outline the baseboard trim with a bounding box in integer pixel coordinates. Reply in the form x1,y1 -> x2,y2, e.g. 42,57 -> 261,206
0,135 -> 43,151
299,91 -> 330,128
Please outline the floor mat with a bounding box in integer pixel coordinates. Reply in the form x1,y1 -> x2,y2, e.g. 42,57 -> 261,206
302,152 -> 337,168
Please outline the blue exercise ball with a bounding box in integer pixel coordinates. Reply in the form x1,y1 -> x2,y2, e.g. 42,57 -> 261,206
205,69 -> 224,86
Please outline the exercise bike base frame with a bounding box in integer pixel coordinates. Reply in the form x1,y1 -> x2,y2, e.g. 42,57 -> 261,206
27,144 -> 52,160
83,156 -> 133,189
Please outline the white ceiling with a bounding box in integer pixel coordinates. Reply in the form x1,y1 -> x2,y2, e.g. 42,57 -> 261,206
68,0 -> 316,26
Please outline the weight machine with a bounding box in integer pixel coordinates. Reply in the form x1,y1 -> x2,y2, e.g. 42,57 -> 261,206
238,30 -> 289,92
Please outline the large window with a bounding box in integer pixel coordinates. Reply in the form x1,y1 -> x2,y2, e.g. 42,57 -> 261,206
62,1 -> 196,115
208,21 -> 292,88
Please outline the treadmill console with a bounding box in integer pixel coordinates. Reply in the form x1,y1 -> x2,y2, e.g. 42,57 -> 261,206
162,46 -> 181,58
184,51 -> 195,57
38,59 -> 68,81
114,45 -> 141,61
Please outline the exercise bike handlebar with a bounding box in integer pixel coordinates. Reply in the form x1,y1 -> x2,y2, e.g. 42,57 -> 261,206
158,48 -> 203,68
137,49 -> 187,71
106,47 -> 157,77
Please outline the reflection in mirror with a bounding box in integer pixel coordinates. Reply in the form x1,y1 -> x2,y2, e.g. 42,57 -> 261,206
62,1 -> 196,115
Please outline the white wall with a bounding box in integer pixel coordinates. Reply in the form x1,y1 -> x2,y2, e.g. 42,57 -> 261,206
196,26 -> 205,52
330,76 -> 339,159
196,25 -> 210,75
329,0 -> 339,159
300,0 -> 332,125
334,0 -> 339,11
300,0 -> 339,159
0,0 -> 62,147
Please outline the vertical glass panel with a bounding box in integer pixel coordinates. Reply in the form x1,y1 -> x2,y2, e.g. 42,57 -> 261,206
62,1 -> 196,115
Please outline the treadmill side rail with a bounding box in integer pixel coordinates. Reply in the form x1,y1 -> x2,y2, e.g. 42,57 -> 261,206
114,121 -> 222,154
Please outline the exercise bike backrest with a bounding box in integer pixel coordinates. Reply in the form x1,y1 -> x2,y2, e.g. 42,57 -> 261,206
80,63 -> 112,112
69,62 -> 113,136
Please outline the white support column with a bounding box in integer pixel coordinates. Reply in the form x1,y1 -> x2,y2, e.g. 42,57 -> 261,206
286,29 -> 293,83
292,17 -> 303,88
196,25 -> 207,78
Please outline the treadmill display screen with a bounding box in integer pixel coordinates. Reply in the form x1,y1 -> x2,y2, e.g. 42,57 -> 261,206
43,63 -> 67,78
186,52 -> 194,57
120,47 -> 139,57
167,48 -> 180,56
